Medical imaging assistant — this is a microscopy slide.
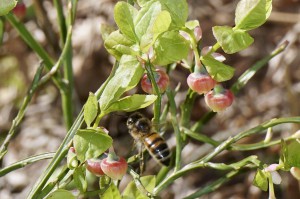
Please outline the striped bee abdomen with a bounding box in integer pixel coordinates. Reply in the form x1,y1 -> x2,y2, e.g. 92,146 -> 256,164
143,132 -> 171,166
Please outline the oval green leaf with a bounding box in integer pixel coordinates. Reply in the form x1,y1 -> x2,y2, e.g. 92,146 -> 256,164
104,94 -> 157,114
99,55 -> 144,111
73,166 -> 87,193
73,129 -> 112,163
213,26 -> 254,54
102,183 -> 122,199
84,92 -> 98,127
114,2 -> 138,41
235,0 -> 272,31
0,0 -> 17,16
134,1 -> 162,40
140,10 -> 171,52
104,30 -> 136,60
153,30 -> 190,65
46,189 -> 76,199
160,0 -> 188,28
137,0 -> 154,7
253,169 -> 268,191
201,55 -> 235,82
185,20 -> 200,30
285,140 -> 300,168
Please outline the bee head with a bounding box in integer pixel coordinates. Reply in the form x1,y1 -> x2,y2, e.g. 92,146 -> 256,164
126,112 -> 144,130
127,112 -> 151,134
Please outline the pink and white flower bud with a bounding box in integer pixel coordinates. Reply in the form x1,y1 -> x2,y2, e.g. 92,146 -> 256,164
205,85 -> 234,112
194,26 -> 202,42
290,167 -> 300,181
201,46 -> 226,62
271,171 -> 282,185
187,72 -> 216,94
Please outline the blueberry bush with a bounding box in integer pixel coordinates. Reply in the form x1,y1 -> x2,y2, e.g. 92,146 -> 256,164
1,0 -> 300,198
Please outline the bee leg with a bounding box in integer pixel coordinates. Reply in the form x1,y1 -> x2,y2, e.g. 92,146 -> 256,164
139,145 -> 145,174
130,140 -> 137,154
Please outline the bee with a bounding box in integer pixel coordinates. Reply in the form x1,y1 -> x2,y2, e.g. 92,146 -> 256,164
126,112 -> 171,166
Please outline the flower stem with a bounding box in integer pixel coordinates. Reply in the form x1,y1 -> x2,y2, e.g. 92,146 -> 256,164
26,61 -> 119,199
0,152 -> 55,177
0,63 -> 45,160
153,117 -> 300,195
183,170 -> 240,199
166,89 -> 182,172
144,61 -> 162,127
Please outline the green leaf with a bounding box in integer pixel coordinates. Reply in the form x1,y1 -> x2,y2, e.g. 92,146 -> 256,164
134,1 -> 162,40
235,0 -> 272,31
213,26 -> 254,54
99,55 -> 144,111
73,166 -> 87,193
123,176 -> 156,199
284,140 -> 300,169
104,30 -> 136,60
46,189 -> 76,199
84,92 -> 98,127
160,0 -> 188,28
104,94 -> 157,114
152,11 -> 171,34
185,20 -> 200,30
153,30 -> 190,65
137,0 -> 154,7
201,55 -> 235,82
140,10 -> 171,52
102,183 -> 122,199
114,2 -> 138,41
253,169 -> 268,191
0,0 -> 17,16
73,129 -> 112,162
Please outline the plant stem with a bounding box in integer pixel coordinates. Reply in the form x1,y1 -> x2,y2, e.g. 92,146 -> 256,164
5,13 -> 58,85
179,28 -> 200,128
0,153 -> 55,177
180,89 -> 197,128
230,135 -> 296,151
53,0 -> 67,43
144,61 -> 162,127
154,156 -> 257,195
60,25 -> 74,129
129,169 -> 154,198
61,1 -> 79,129
231,41 -> 288,95
26,61 -> 119,199
0,63 -> 44,160
153,117 -> 300,195
166,89 -> 183,172
6,12 -> 75,130
182,127 -> 220,147
156,166 -> 171,185
61,46 -> 74,129
32,0 -> 59,52
38,166 -> 71,199
183,170 -> 240,199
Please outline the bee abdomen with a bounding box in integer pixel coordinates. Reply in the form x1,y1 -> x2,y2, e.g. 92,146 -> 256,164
144,132 -> 171,166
